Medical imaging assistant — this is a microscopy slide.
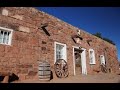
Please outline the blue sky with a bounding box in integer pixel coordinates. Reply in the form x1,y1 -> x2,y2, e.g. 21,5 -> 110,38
36,7 -> 120,61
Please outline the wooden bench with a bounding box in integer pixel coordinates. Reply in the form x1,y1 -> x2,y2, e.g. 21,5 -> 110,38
0,72 -> 13,83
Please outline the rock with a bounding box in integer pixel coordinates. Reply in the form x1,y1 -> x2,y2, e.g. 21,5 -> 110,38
2,9 -> 9,16
19,26 -> 30,33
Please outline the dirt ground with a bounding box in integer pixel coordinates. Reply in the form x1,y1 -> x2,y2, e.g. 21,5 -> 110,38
12,73 -> 120,83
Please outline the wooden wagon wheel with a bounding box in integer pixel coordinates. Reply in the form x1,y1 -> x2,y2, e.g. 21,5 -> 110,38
101,63 -> 107,73
54,59 -> 69,78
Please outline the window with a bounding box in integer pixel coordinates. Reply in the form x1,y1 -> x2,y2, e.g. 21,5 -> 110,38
56,44 -> 64,60
89,49 -> 96,64
100,55 -> 106,65
54,42 -> 67,63
0,27 -> 13,45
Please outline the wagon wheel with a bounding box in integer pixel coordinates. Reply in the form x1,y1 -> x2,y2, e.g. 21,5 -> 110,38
101,64 -> 107,73
54,59 -> 69,78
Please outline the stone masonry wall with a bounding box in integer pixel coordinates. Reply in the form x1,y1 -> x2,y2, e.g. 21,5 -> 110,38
0,7 -> 119,81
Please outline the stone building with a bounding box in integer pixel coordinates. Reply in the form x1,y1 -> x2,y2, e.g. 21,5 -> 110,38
0,7 -> 119,81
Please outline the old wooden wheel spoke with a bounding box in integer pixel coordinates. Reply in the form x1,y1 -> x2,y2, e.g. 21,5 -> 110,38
63,72 -> 68,77
63,65 -> 68,77
101,64 -> 107,73
54,59 -> 69,78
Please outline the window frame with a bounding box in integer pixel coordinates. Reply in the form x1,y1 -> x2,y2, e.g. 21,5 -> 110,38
0,26 -> 13,45
89,49 -> 96,65
54,42 -> 67,64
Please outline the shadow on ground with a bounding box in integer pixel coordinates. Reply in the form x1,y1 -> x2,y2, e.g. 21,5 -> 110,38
9,73 -> 19,83
0,76 -> 4,82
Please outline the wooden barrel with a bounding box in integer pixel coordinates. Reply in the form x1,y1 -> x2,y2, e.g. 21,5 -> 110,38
38,61 -> 51,81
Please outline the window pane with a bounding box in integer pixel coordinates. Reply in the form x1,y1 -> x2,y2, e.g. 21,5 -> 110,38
56,52 -> 59,56
56,44 -> 59,50
56,55 -> 59,60
0,30 -> 2,43
90,50 -> 94,64
1,31 -> 4,43
3,31 -> 7,44
60,55 -> 63,59
6,32 -> 10,44
56,44 -> 65,60
59,45 -> 63,50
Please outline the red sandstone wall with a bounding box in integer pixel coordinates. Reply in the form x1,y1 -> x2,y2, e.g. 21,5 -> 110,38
0,7 -> 119,81
79,31 -> 119,74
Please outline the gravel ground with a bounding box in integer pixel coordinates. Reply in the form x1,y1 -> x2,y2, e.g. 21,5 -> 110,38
12,73 -> 120,83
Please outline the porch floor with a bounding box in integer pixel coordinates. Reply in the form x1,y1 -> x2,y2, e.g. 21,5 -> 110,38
12,73 -> 120,83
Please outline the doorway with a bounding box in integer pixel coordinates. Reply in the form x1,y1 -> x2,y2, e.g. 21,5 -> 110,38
74,48 -> 82,75
73,46 -> 87,75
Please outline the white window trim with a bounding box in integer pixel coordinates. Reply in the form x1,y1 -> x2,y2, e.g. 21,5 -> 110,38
0,26 -> 13,45
54,42 -> 67,64
89,49 -> 96,64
